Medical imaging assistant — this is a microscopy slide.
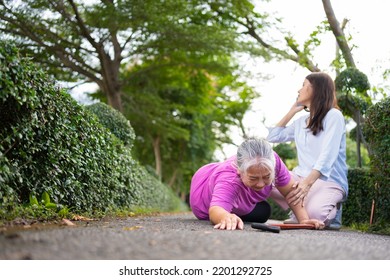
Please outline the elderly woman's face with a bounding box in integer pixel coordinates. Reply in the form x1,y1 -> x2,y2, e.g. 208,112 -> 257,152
240,165 -> 272,191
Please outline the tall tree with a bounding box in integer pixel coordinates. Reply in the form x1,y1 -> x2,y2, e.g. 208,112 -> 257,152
321,0 -> 372,166
0,0 -> 237,112
205,0 -> 321,71
207,0 -> 374,167
120,54 -> 258,195
0,0 -> 262,197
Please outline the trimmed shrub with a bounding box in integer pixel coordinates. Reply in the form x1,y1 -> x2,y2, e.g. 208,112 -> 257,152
0,41 -> 185,217
85,102 -> 135,148
363,97 -> 390,224
343,168 -> 374,225
268,199 -> 288,221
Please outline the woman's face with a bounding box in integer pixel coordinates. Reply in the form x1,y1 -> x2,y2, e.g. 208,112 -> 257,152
240,165 -> 272,191
297,79 -> 313,107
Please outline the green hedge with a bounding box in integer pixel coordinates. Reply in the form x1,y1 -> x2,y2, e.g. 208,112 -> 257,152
343,168 -> 374,226
85,102 -> 135,148
0,42 -> 186,217
363,97 -> 390,224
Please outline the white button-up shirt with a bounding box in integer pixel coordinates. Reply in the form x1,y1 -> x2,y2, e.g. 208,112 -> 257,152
267,108 -> 348,197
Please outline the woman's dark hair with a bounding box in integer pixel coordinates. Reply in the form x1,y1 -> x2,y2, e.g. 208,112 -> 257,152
306,72 -> 339,135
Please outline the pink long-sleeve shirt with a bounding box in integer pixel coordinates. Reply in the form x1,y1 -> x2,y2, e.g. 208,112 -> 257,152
189,152 -> 290,220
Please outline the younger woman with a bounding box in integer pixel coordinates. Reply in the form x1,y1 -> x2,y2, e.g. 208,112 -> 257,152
267,72 -> 348,229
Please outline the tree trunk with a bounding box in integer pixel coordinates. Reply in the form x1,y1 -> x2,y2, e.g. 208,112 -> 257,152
355,110 -> 362,167
99,35 -> 123,112
107,91 -> 123,113
335,18 -> 350,76
323,0 -> 365,166
152,136 -> 162,180
168,168 -> 178,188
101,81 -> 122,113
322,0 -> 356,68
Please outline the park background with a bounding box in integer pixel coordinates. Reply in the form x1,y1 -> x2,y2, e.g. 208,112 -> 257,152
1,0 -> 389,232
70,0 -> 390,158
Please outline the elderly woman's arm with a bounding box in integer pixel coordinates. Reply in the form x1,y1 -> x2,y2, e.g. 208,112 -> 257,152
276,178 -> 325,229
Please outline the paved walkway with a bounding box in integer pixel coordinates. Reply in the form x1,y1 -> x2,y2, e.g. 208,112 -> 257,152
1,211 -> 390,260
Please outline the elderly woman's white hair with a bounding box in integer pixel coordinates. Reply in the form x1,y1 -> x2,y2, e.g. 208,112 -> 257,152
236,137 -> 276,182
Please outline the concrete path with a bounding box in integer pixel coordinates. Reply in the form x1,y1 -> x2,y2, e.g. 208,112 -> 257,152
1,211 -> 390,260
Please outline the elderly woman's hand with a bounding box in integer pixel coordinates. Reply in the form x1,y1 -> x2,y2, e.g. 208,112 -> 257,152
300,219 -> 325,230
213,213 -> 244,230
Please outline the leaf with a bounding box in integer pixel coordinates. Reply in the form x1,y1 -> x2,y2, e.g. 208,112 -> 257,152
58,207 -> 69,217
123,226 -> 142,231
41,191 -> 50,204
45,202 -> 57,209
29,194 -> 39,206
72,215 -> 94,221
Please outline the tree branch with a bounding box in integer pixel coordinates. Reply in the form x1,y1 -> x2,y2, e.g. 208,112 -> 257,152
322,0 -> 355,68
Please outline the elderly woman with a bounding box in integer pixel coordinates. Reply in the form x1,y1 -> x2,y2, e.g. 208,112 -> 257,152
189,137 -> 324,230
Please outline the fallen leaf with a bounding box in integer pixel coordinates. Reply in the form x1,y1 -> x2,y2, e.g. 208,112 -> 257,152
72,215 -> 93,221
123,226 -> 142,231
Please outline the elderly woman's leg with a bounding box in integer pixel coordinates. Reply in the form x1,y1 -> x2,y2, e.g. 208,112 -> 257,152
240,201 -> 272,223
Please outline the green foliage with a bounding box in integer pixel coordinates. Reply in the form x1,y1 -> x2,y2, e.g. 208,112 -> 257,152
337,94 -> 370,117
268,199 -> 288,221
85,102 -> 135,148
335,68 -> 371,94
285,20 -> 331,70
269,165 -> 389,234
363,97 -> 390,224
122,64 -> 218,196
273,143 -> 297,170
273,143 -> 296,161
335,68 -> 371,117
30,191 -> 57,209
0,0 -> 240,107
0,203 -> 71,222
345,135 -> 370,168
0,0 -> 263,201
343,168 -> 374,226
0,41 -> 185,220
120,54 -> 259,197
